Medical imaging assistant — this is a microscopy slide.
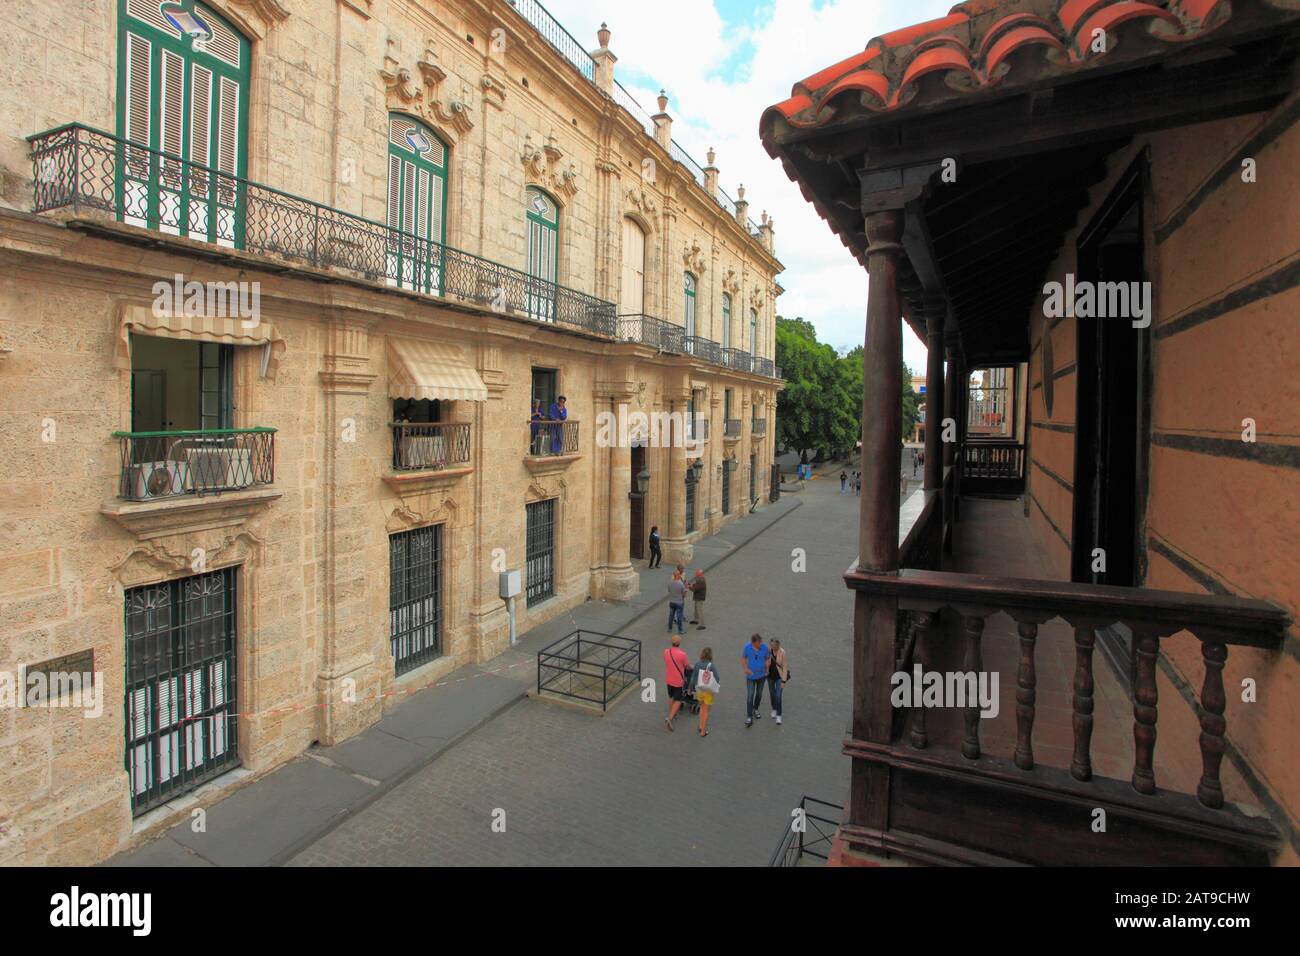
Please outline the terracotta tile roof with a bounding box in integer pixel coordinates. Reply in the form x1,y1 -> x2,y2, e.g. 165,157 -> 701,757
761,0 -> 1249,139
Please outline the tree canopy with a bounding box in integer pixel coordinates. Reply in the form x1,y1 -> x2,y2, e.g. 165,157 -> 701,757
775,316 -> 921,462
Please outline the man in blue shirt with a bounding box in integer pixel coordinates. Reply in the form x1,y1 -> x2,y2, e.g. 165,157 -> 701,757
741,633 -> 771,726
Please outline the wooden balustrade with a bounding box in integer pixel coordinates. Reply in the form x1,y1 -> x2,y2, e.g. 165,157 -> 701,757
851,567 -> 1287,810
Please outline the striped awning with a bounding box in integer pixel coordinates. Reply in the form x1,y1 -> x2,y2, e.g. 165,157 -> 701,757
116,302 -> 285,379
387,338 -> 487,402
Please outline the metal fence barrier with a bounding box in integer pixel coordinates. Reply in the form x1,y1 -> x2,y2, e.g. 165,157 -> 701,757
537,630 -> 640,711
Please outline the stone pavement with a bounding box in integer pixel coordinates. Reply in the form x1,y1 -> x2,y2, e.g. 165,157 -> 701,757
286,476 -> 858,866
110,485 -> 863,866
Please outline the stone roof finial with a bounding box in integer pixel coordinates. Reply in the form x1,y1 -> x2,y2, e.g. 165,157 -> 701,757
598,22 -> 610,48
657,89 -> 668,113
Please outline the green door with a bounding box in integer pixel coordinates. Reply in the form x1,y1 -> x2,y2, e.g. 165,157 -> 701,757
387,115 -> 448,294
117,0 -> 249,245
526,187 -> 559,322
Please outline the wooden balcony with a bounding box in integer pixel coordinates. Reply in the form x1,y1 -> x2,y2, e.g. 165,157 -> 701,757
843,490 -> 1288,866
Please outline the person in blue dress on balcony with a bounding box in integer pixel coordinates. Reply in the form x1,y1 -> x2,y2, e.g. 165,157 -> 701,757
548,395 -> 567,453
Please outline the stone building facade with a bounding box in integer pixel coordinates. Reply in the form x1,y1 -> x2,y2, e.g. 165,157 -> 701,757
0,0 -> 783,863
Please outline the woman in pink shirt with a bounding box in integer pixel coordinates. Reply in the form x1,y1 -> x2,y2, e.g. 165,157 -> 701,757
663,635 -> 692,731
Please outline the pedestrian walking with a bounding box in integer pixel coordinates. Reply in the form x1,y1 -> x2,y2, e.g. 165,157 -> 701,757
687,647 -> 720,737
663,635 -> 693,731
854,472 -> 862,496
839,470 -> 847,493
741,633 -> 771,727
687,569 -> 707,630
666,568 -> 686,636
767,639 -> 790,725
648,525 -> 662,568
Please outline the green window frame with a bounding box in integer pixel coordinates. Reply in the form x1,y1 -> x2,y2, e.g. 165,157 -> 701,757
116,0 -> 250,245
387,114 -> 449,294
721,292 -> 731,350
526,187 -> 559,322
684,272 -> 697,342
750,308 -> 758,354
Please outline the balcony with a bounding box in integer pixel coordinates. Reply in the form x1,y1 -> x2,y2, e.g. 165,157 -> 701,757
843,480 -> 1289,866
723,419 -> 742,440
617,313 -> 685,354
752,418 -> 767,437
115,428 -> 276,501
28,124 -> 616,338
683,336 -> 721,365
752,357 -> 775,377
527,419 -> 580,458
722,347 -> 751,373
961,439 -> 1025,496
392,422 -> 471,472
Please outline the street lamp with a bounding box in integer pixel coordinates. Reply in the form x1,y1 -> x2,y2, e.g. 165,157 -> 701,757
689,458 -> 703,482
629,466 -> 651,500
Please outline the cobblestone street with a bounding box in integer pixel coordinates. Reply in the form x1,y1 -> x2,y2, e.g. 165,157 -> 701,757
288,473 -> 860,866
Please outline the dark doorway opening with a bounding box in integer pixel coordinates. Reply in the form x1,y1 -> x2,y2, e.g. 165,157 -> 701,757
1071,160 -> 1149,589
630,444 -> 646,560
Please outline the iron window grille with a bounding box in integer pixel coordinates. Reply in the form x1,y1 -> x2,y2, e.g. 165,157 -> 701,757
389,524 -> 443,675
685,474 -> 698,534
124,567 -> 238,816
526,498 -> 557,607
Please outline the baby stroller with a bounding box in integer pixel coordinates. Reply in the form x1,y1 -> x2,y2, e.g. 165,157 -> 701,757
680,667 -> 701,714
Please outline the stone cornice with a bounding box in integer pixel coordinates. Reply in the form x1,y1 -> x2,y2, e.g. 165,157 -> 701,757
101,487 -> 281,542
381,466 -> 473,499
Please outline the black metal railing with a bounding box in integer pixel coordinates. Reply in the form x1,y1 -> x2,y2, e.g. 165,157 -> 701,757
115,428 -> 276,501
775,365 -> 783,379
724,418 -> 742,439
752,418 -> 767,436
28,124 -> 617,338
537,630 -> 641,711
752,356 -> 775,377
722,347 -> 751,372
527,419 -> 580,456
684,336 -> 721,364
510,0 -> 596,82
392,422 -> 471,472
617,313 -> 685,353
769,796 -> 843,866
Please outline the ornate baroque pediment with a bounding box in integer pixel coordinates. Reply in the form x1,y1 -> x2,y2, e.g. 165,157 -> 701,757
525,474 -> 568,503
521,132 -> 580,198
386,493 -> 461,533
109,529 -> 264,589
682,239 -> 707,275
381,38 -> 474,138
625,185 -> 658,220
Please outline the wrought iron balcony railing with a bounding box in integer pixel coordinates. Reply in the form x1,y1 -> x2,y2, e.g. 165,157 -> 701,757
684,336 -> 721,365
392,422 -> 472,472
28,123 -> 616,338
724,418 -> 742,439
752,357 -> 775,378
752,418 -> 767,437
722,347 -> 752,372
527,419 -> 580,457
114,427 -> 276,501
617,313 -> 685,354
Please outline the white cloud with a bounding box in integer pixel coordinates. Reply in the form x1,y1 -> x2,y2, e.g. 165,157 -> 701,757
540,0 -> 952,373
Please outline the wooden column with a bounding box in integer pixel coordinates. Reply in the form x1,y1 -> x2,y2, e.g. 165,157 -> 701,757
847,208 -> 905,845
942,336 -> 960,468
858,209 -> 903,574
923,313 -> 944,490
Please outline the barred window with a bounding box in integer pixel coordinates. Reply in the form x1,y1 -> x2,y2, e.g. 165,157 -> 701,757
390,525 -> 443,675
526,498 -> 556,607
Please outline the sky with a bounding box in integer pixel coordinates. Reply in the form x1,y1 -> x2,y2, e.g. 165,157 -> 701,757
541,0 -> 957,376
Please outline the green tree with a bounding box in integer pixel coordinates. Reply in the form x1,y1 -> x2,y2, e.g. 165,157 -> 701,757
777,316 -> 922,461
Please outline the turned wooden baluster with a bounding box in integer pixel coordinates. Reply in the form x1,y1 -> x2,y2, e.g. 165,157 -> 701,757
1197,641 -> 1228,809
961,614 -> 984,760
910,612 -> 934,749
1131,628 -> 1160,795
1014,620 -> 1038,770
1071,626 -> 1096,782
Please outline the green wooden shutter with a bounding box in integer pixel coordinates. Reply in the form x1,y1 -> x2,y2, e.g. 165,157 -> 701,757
386,114 -> 448,294
526,187 -> 559,322
117,0 -> 249,245
684,273 -> 697,345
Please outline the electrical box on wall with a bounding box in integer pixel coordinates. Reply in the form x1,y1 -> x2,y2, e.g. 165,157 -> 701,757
499,570 -> 521,599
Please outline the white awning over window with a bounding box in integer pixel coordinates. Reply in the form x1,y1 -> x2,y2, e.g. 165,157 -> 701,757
116,302 -> 285,379
387,338 -> 487,402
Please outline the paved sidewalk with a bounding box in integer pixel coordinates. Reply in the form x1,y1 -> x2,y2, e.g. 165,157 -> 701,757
108,495 -> 802,867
